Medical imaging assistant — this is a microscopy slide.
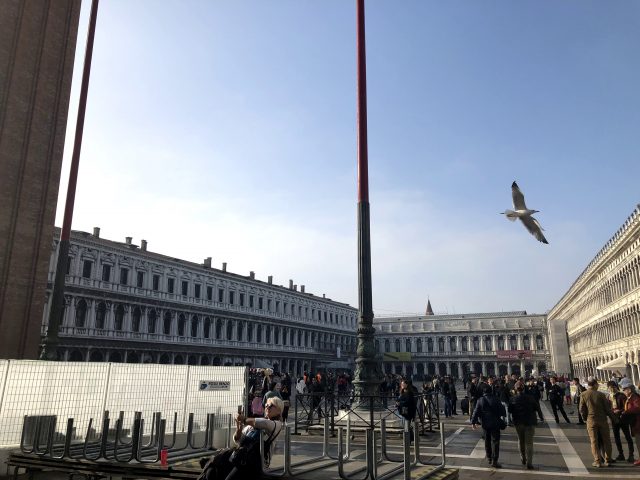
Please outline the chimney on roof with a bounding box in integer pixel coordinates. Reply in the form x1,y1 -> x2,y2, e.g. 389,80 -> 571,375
323,293 -> 326,298
204,257 -> 211,268
125,237 -> 132,245
294,284 -> 297,291
289,279 -> 294,289
301,285 -> 305,293
426,300 -> 434,316
268,276 -> 273,285
93,227 -> 100,238
141,240 -> 147,251
249,271 -> 255,279
222,262 -> 227,272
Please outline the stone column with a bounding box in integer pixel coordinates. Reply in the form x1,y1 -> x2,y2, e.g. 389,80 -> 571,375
66,298 -> 76,328
494,361 -> 498,375
507,363 -> 512,375
482,362 -> 487,376
520,360 -> 525,376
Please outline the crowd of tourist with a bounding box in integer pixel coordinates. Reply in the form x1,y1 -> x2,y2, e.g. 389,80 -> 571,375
239,368 -> 640,473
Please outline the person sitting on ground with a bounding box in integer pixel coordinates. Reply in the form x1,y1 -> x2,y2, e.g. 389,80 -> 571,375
230,396 -> 284,479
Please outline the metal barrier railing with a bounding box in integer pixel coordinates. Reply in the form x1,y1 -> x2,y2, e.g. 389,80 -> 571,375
293,392 -> 441,435
263,401 -> 451,480
19,411 -> 228,465
20,406 -> 452,479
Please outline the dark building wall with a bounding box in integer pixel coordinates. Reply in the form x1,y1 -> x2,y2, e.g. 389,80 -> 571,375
0,0 -> 81,358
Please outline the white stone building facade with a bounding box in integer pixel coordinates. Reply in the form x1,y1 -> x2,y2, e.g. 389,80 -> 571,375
374,311 -> 549,379
42,228 -> 358,375
548,205 -> 640,384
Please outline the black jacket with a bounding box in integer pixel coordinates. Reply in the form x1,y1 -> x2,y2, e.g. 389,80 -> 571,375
509,393 -> 542,426
549,384 -> 564,405
471,393 -> 506,430
397,391 -> 417,420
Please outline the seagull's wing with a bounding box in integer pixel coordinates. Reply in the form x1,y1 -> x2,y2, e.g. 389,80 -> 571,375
519,215 -> 549,244
511,181 -> 528,210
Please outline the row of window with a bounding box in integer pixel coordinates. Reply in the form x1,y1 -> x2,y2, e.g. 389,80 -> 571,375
570,255 -> 640,327
570,306 -> 640,352
71,300 -> 356,351
71,258 -> 355,326
376,334 -> 545,354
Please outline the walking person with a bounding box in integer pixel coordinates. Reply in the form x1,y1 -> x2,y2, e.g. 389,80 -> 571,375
549,376 -> 571,424
451,380 -> 458,415
471,386 -> 506,468
442,377 -> 453,418
468,377 -> 480,420
607,381 -> 635,462
573,378 -> 586,425
497,379 -> 512,426
620,379 -> 640,466
509,381 -> 543,470
580,377 -> 618,468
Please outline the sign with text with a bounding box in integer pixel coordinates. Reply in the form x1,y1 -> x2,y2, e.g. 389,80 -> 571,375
496,350 -> 532,360
199,380 -> 231,391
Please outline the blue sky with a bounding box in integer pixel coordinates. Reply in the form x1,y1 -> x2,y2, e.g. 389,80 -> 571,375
57,1 -> 640,316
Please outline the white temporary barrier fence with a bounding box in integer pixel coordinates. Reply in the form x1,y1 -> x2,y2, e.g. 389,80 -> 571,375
0,360 -> 246,447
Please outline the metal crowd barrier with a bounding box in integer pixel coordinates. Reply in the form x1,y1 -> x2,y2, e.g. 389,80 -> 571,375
19,410 -> 230,464
293,392 -> 441,436
18,406 -> 451,480
260,400 -> 450,480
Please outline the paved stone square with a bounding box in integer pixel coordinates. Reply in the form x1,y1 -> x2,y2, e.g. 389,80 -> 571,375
281,393 -> 640,480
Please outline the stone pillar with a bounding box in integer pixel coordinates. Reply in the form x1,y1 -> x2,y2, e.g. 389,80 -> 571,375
66,298 -> 76,328
86,300 -> 96,330
507,363 -> 512,375
482,362 -> 487,376
520,360 -> 525,376
457,362 -> 462,379
494,361 -> 498,375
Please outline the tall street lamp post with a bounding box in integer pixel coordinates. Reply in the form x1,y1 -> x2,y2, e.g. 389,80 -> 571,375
352,0 -> 382,399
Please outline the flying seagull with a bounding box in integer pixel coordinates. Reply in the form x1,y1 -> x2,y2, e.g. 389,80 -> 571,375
502,181 -> 549,244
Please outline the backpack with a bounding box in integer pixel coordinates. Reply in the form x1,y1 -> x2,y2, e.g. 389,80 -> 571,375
197,448 -> 234,480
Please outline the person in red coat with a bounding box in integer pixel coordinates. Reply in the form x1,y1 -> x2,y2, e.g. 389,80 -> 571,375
620,378 -> 640,466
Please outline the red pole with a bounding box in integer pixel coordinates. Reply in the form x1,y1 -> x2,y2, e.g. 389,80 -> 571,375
41,0 -> 100,359
356,0 -> 369,204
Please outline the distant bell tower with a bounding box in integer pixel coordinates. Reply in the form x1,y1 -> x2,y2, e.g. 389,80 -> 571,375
425,300 -> 434,316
